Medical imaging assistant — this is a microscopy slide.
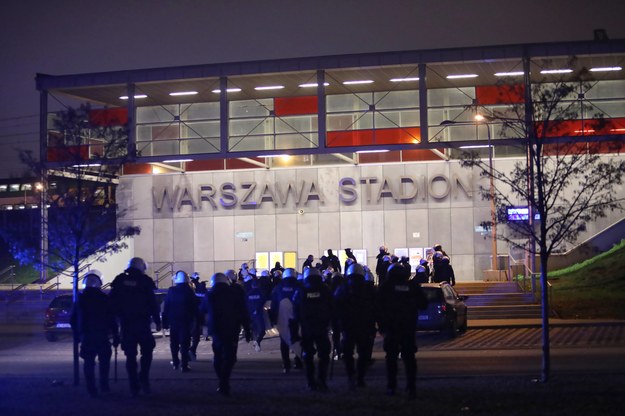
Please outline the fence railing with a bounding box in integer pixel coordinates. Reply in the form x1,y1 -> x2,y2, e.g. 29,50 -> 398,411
154,263 -> 174,289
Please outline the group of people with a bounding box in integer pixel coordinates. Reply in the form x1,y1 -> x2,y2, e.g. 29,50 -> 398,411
71,244 -> 454,400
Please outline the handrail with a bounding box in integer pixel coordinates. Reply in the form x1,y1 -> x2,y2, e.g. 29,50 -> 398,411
153,262 -> 174,289
43,282 -> 60,292
0,265 -> 16,285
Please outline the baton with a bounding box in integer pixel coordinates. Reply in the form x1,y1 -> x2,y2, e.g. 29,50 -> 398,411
114,345 -> 118,383
329,330 -> 335,380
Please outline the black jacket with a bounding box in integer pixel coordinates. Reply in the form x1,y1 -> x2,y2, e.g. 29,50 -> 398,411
162,283 -> 198,329
109,268 -> 161,327
334,275 -> 376,335
71,287 -> 118,346
201,282 -> 250,341
293,276 -> 333,337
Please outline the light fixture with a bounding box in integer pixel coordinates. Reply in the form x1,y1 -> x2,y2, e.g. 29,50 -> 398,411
459,145 -> 491,149
119,94 -> 148,100
446,74 -> 478,79
343,80 -> 374,85
390,77 -> 420,82
494,71 -> 525,77
212,88 -> 242,93
169,91 -> 199,96
71,163 -> 102,167
589,66 -> 622,72
257,154 -> 290,158
254,85 -> 285,91
298,82 -> 329,88
540,69 -> 573,74
162,159 -> 194,163
355,149 -> 390,153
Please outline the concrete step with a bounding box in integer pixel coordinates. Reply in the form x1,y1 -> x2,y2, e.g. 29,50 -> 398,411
465,293 -> 536,306
468,304 -> 543,320
455,282 -> 520,295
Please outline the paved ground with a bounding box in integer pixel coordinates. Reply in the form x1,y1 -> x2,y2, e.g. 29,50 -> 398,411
1,321 -> 625,416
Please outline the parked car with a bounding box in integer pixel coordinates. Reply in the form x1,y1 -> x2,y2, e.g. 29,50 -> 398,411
44,290 -> 168,342
43,294 -> 73,342
417,282 -> 468,337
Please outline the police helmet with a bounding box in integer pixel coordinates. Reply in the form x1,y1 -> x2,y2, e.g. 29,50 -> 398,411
225,269 -> 237,283
128,257 -> 147,272
173,270 -> 189,284
303,266 -> 321,281
419,258 -> 428,266
346,262 -> 365,278
282,268 -> 296,279
211,272 -> 229,286
261,270 -> 270,277
249,268 -> 257,276
441,256 -> 451,265
82,270 -> 102,289
433,252 -> 443,261
190,272 -> 200,280
387,262 -> 409,280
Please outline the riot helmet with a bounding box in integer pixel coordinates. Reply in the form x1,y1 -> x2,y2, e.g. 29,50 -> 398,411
211,272 -> 229,286
346,262 -> 365,278
173,270 -> 189,284
282,268 -> 296,279
82,270 -> 102,289
128,257 -> 147,273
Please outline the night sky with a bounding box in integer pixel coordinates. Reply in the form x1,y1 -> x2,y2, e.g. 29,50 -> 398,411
2,0 -> 625,176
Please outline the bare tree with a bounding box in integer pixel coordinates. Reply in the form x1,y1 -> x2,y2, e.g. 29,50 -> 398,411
2,104 -> 139,385
461,60 -> 625,382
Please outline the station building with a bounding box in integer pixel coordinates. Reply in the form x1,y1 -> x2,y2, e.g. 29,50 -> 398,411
35,38 -> 625,283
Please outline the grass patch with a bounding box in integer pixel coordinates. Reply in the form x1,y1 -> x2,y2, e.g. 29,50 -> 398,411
549,240 -> 625,319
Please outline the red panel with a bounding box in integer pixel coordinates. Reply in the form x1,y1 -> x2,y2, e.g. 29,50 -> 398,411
476,84 -> 525,105
274,96 -> 318,116
186,159 -> 225,171
402,149 -> 447,161
89,108 -> 128,126
327,127 -> 420,147
46,145 -> 89,162
123,163 -> 152,174
538,117 -> 625,137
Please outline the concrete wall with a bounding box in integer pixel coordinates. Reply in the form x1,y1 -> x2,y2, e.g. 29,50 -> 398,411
115,157 -> 625,281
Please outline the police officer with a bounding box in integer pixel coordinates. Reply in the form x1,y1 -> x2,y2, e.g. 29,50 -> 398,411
201,272 -> 251,397
70,270 -> 119,397
188,272 -> 206,361
334,263 -> 377,389
109,257 -> 161,397
327,249 -> 341,273
270,267 -> 303,373
376,263 -> 427,399
293,267 -> 334,391
414,259 -> 429,284
162,270 -> 198,372
246,270 -> 267,352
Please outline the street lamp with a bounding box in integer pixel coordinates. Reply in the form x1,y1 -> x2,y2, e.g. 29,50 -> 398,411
475,115 -> 498,271
439,117 -> 498,272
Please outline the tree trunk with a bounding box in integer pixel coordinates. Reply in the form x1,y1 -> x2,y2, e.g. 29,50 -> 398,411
540,250 -> 550,383
72,264 -> 79,386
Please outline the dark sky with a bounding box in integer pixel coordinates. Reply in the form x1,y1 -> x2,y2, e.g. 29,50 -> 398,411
2,0 -> 625,176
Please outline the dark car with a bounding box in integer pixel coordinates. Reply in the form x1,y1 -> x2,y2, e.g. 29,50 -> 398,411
417,282 -> 468,337
43,294 -> 73,342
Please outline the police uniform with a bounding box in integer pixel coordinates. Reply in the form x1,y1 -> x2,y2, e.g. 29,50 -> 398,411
270,269 -> 302,372
70,282 -> 118,397
293,268 -> 334,391
376,263 -> 427,398
162,280 -> 198,371
109,260 -> 161,396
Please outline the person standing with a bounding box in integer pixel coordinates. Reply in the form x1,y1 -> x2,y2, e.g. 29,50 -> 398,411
201,272 -> 251,397
270,268 -> 303,373
334,263 -> 377,389
162,270 -> 198,372
375,245 -> 390,281
293,267 -> 334,391
246,272 -> 268,352
376,263 -> 427,399
109,257 -> 161,397
327,249 -> 341,273
188,272 -> 206,361
70,270 -> 119,398
302,254 -> 314,271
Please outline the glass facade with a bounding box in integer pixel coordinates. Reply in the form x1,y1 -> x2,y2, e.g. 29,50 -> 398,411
41,46 -> 625,168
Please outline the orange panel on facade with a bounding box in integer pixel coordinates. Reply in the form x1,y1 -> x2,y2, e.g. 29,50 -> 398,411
274,96 -> 318,116
122,163 -> 152,174
327,127 -> 420,147
47,145 -> 89,162
89,108 -> 128,126
476,84 -> 525,105
186,159 -> 225,171
402,149 -> 446,161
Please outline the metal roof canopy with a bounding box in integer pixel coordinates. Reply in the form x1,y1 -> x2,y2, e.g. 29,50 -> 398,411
36,39 -> 625,167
